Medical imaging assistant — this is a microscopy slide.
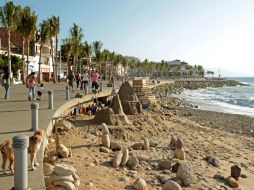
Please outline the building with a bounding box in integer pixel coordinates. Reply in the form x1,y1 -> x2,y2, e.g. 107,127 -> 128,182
0,27 -> 53,81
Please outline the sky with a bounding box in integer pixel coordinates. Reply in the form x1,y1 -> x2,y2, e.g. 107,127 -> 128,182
1,0 -> 254,76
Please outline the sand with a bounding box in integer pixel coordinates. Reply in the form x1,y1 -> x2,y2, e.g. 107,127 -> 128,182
44,103 -> 254,190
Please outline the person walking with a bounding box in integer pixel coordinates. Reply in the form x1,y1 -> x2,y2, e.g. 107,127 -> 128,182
92,70 -> 99,91
1,69 -> 10,99
82,70 -> 89,90
26,72 -> 38,101
67,71 -> 75,92
75,72 -> 81,90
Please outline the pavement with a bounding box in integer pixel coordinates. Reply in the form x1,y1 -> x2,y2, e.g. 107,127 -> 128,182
0,79 -> 173,190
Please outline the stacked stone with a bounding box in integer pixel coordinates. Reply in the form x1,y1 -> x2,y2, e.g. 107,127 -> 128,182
48,164 -> 80,190
132,80 -> 156,105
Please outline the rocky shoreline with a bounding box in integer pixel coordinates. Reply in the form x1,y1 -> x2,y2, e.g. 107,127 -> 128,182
152,79 -> 254,138
153,79 -> 248,95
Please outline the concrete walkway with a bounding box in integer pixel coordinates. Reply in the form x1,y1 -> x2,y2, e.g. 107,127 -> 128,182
0,80 -> 173,190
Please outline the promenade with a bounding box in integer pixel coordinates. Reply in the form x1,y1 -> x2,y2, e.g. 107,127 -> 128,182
0,80 -> 172,190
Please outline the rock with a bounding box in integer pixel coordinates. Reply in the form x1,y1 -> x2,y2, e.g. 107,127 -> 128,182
127,156 -> 139,169
206,156 -> 220,167
100,146 -> 110,153
118,176 -> 129,182
112,151 -> 123,168
133,178 -> 147,190
121,149 -> 129,166
110,141 -> 121,151
132,143 -> 143,150
43,163 -> 55,176
58,144 -> 70,158
158,160 -> 172,170
102,134 -> 110,148
227,177 -> 239,188
162,180 -> 182,190
174,148 -> 186,160
49,173 -> 75,184
169,135 -> 177,149
176,162 -> 192,187
54,180 -> 75,190
175,138 -> 183,149
143,139 -> 149,150
172,163 -> 180,173
101,123 -> 109,134
54,164 -> 77,176
231,165 -> 241,180
240,174 -> 247,178
159,175 -> 169,184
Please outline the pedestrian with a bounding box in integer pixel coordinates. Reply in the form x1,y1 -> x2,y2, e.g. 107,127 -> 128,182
67,71 -> 75,92
1,69 -> 10,99
57,73 -> 61,83
75,72 -> 81,90
36,83 -> 43,100
82,70 -> 89,90
92,70 -> 99,91
26,71 -> 38,101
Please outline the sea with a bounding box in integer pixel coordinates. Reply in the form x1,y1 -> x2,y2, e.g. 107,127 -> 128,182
175,77 -> 254,117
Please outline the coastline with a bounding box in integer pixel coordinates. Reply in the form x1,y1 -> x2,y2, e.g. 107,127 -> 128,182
152,79 -> 254,138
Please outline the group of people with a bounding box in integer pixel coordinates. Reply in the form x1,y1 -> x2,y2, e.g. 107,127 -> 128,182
67,70 -> 99,92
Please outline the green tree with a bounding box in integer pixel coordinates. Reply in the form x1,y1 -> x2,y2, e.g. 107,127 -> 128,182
92,41 -> 103,73
37,19 -> 50,82
70,23 -> 83,73
0,1 -> 19,82
61,38 -> 72,73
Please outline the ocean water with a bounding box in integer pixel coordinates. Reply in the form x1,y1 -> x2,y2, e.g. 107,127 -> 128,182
176,77 -> 254,117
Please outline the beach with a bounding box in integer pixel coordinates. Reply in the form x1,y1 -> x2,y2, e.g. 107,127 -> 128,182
44,79 -> 254,190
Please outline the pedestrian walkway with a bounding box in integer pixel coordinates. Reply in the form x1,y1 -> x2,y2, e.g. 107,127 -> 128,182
0,80 -> 173,190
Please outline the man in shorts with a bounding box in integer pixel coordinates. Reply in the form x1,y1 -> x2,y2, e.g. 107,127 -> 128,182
67,71 -> 75,92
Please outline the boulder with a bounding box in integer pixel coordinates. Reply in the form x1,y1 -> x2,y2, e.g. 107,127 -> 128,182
158,160 -> 171,170
44,163 -> 55,176
112,151 -> 123,168
100,146 -> 110,153
143,139 -> 149,150
132,143 -> 143,150
54,164 -> 77,176
231,165 -> 241,180
176,162 -> 192,187
169,135 -> 177,149
54,180 -> 76,190
133,178 -> 147,190
58,144 -> 70,158
175,138 -> 183,149
127,156 -> 139,169
228,176 -> 239,188
121,149 -> 129,167
110,141 -> 121,151
101,123 -> 109,134
102,134 -> 110,148
162,180 -> 182,190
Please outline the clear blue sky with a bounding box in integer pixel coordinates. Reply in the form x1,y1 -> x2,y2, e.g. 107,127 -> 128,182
2,0 -> 254,76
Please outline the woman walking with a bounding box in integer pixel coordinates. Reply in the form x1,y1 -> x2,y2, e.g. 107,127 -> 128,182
26,72 -> 38,101
1,69 -> 10,99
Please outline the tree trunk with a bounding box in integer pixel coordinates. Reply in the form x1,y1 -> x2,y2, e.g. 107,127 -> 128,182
50,39 -> 55,82
22,37 -> 25,84
38,45 -> 43,83
55,34 -> 58,82
26,38 -> 30,77
7,29 -> 11,83
67,53 -> 71,74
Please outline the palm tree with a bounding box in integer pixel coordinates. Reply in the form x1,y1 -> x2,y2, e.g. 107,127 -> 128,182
70,23 -> 83,73
38,20 -> 50,82
80,41 -> 92,79
16,6 -> 37,77
54,16 -> 60,79
48,16 -> 59,82
61,38 -> 72,73
0,1 -> 19,82
92,41 -> 103,73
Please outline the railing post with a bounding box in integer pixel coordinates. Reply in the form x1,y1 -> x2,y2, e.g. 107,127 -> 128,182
31,103 -> 39,131
66,86 -> 70,100
13,135 -> 29,190
48,90 -> 54,109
